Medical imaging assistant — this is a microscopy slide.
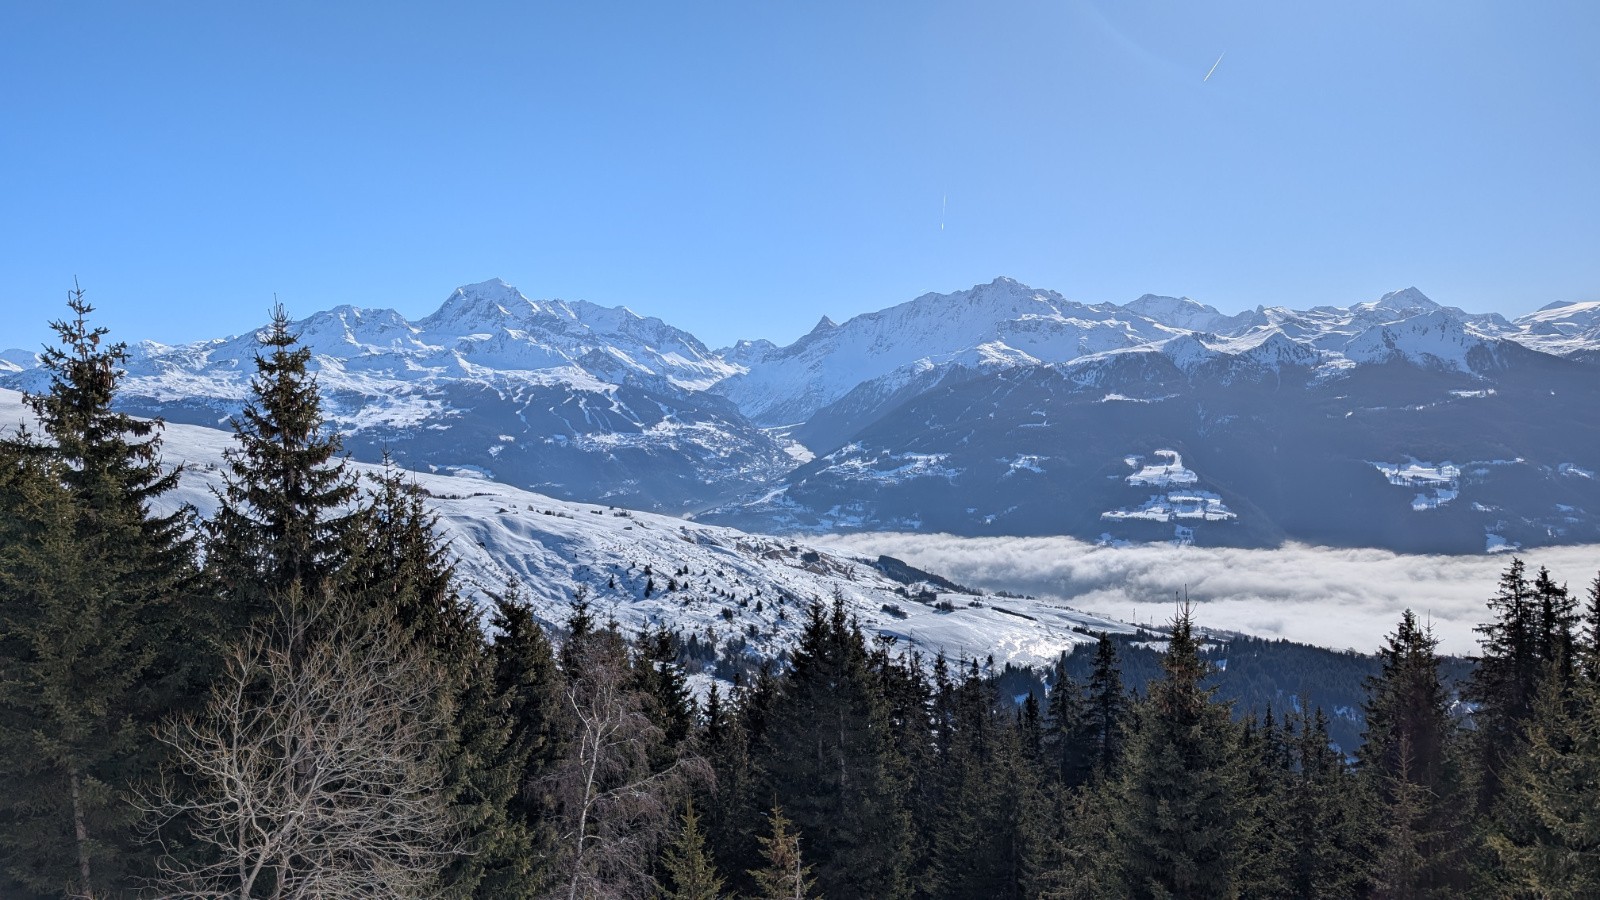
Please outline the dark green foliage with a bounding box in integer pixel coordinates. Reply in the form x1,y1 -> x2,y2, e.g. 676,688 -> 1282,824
207,304 -> 358,618
1104,606 -> 1246,899
1360,609 -> 1468,897
1043,653 -> 1093,788
756,598 -> 913,899
1283,709 -> 1371,898
1483,661 -> 1600,895
1464,559 -> 1579,816
1084,634 -> 1127,777
0,291 -> 202,898
927,662 -> 1030,899
487,588 -> 565,896
632,623 -> 696,752
1234,709 -> 1294,898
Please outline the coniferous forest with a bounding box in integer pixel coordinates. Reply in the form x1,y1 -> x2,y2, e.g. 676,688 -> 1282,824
7,297 -> 1600,899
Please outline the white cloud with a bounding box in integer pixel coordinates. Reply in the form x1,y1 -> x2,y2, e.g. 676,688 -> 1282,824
815,533 -> 1600,655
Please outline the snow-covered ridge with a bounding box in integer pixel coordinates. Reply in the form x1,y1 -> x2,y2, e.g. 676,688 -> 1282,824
711,279 -> 1590,427
0,388 -> 1132,670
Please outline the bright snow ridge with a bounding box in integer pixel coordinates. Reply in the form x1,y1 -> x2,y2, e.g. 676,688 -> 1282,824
0,388 -> 1131,671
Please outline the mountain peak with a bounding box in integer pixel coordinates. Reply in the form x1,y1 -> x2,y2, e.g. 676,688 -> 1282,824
1372,287 -> 1438,311
1124,294 -> 1224,331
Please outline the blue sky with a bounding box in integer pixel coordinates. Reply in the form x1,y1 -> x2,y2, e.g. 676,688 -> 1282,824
4,1 -> 1598,353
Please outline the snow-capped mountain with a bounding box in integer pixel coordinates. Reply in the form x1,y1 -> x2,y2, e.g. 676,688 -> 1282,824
698,281 -> 1600,553
711,277 -> 1180,426
1,280 -> 790,513
6,276 -> 1600,554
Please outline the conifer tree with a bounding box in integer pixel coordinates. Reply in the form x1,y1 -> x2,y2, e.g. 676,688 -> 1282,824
757,598 -> 912,899
1104,606 -> 1245,899
1235,709 -> 1293,898
1043,652 -> 1095,788
0,291 -> 201,898
928,660 -> 1010,898
1360,609 -> 1467,896
208,304 -> 358,621
1464,559 -> 1575,815
632,624 -> 695,752
1284,709 -> 1370,898
660,801 -> 724,900
748,803 -> 814,900
1084,633 -> 1127,778
1482,660 -> 1600,896
1581,574 -> 1600,682
488,588 -> 566,896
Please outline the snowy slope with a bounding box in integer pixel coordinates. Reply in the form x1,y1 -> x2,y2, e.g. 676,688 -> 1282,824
0,388 -> 1131,669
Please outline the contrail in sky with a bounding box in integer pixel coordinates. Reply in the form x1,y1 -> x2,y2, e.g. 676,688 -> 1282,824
941,193 -> 946,231
1204,52 -> 1225,82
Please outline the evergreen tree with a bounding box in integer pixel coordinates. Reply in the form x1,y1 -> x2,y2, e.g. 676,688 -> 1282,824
660,801 -> 724,900
1084,633 -> 1127,778
1235,709 -> 1293,898
1360,609 -> 1467,897
1104,606 -> 1245,899
927,661 -> 1010,899
207,304 -> 358,621
1483,659 -> 1600,895
343,459 -> 521,897
868,641 -> 936,885
748,803 -> 814,900
0,291 -> 201,898
486,588 -> 565,896
1283,709 -> 1370,898
632,623 -> 695,752
1043,653 -> 1091,788
1464,559 -> 1575,815
756,598 -> 913,899
1582,574 -> 1600,682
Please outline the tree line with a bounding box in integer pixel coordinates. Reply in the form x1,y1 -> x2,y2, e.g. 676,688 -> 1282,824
3,291 -> 1600,897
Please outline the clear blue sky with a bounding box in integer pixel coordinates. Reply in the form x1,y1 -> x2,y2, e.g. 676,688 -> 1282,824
4,1 -> 1598,353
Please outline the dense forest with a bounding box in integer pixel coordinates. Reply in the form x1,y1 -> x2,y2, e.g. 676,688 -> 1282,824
4,295 -> 1600,898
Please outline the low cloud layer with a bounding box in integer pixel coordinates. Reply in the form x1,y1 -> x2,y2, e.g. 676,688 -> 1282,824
817,533 -> 1600,656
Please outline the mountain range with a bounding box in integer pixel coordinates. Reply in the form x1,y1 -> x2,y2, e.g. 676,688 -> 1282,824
6,276 -> 1599,554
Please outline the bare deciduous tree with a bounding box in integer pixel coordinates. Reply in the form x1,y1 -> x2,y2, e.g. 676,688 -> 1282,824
548,631 -> 703,900
141,597 -> 461,898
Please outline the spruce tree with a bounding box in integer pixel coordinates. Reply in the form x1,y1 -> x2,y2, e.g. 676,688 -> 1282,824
660,801 -> 725,900
1235,709 -> 1293,898
1104,606 -> 1245,899
1482,658 -> 1600,895
927,661 -> 1010,899
1043,652 -> 1091,788
1360,609 -> 1467,896
1284,709 -> 1370,898
756,598 -> 913,899
1581,574 -> 1600,682
1084,633 -> 1127,778
488,587 -> 565,896
0,292 -> 202,898
1464,559 -> 1572,815
207,304 -> 358,620
748,803 -> 814,900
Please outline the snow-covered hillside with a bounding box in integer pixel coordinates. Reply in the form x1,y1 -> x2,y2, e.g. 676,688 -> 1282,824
0,389 -> 1131,669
